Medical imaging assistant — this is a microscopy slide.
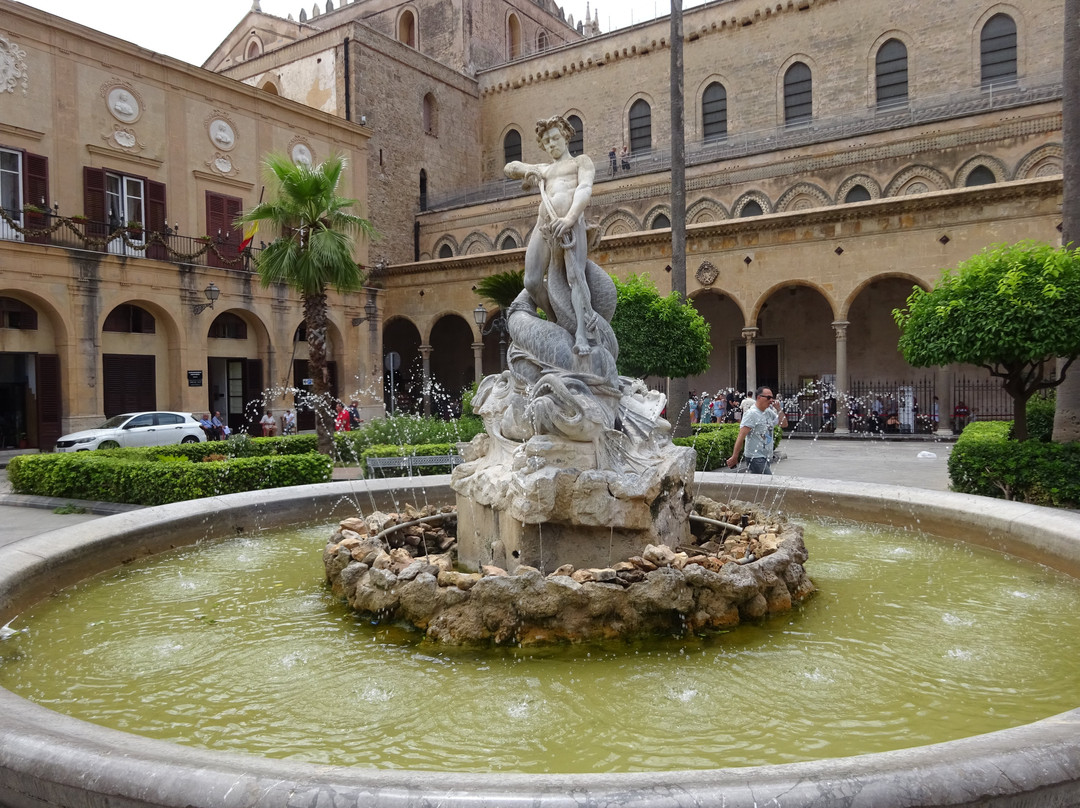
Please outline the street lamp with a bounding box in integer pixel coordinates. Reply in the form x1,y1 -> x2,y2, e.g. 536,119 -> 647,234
473,304 -> 509,371
192,282 -> 221,315
351,295 -> 378,326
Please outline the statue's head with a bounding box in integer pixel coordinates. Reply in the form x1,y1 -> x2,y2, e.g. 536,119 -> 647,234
535,116 -> 575,147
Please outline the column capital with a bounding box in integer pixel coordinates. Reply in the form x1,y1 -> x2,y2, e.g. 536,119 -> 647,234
831,320 -> 850,341
418,344 -> 433,358
741,326 -> 759,342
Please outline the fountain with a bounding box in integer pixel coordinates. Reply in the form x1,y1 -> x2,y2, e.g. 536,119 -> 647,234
3,116 -> 1080,804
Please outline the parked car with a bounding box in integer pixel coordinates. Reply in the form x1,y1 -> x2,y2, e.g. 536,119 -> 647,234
54,411 -> 206,452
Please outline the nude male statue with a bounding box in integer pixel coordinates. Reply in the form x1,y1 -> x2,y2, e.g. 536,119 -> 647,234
504,115 -> 598,356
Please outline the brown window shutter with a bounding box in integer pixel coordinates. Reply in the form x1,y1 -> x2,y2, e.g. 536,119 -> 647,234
146,179 -> 167,259
35,354 -> 62,449
206,191 -> 243,268
102,354 -> 156,416
83,166 -> 107,237
244,358 -> 264,435
23,153 -> 49,244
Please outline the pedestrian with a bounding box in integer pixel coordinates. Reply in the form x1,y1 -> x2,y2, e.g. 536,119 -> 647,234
688,392 -> 699,424
334,402 -> 351,432
727,386 -> 788,474
608,146 -> 617,176
700,390 -> 713,424
259,410 -> 276,436
620,144 -> 631,171
348,400 -> 363,429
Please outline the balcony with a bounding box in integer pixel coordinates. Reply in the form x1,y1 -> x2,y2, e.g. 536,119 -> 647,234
0,207 -> 261,271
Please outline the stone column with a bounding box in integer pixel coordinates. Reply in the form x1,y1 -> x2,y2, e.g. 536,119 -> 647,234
419,344 -> 433,417
742,327 -> 758,393
935,366 -> 954,437
472,341 -> 484,384
832,320 -> 850,434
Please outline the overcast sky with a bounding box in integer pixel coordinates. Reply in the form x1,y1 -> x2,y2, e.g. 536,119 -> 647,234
18,0 -> 709,66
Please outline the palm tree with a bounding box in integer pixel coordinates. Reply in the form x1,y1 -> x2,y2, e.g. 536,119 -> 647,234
237,153 -> 376,454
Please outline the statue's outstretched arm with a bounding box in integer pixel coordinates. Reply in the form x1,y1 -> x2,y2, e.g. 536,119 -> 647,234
504,160 -> 544,191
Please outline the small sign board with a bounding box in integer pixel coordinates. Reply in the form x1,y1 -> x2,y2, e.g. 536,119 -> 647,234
384,351 -> 401,372
187,370 -> 203,387
303,378 -> 314,386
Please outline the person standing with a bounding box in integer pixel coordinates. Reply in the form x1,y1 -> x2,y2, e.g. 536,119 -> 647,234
727,386 -> 788,474
620,144 -> 631,171
699,390 -> 713,424
334,402 -> 351,432
688,393 -> 699,424
608,146 -> 618,176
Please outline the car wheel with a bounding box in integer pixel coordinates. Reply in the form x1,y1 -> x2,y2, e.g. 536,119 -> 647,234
181,436 -> 199,444
98,440 -> 120,450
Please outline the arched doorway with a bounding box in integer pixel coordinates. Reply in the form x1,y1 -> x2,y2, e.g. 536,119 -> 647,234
687,290 -> 742,396
429,314 -> 474,417
206,310 -> 267,435
0,294 -> 62,449
382,317 -> 422,414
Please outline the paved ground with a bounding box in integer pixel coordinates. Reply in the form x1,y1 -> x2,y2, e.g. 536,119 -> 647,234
0,438 -> 953,548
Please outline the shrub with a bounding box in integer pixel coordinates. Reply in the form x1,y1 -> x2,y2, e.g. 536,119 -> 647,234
335,415 -> 484,461
8,448 -> 331,505
1021,393 -> 1056,443
949,421 -> 1080,507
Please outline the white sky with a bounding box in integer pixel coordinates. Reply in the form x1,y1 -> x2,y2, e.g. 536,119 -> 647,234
17,0 -> 709,67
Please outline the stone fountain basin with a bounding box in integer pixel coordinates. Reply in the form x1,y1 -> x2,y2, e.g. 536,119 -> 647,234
2,474 -> 1080,807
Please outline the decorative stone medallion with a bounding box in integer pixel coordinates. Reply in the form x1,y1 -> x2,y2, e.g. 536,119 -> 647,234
290,139 -> 313,166
113,129 -> 136,148
206,111 -> 237,151
106,86 -> 141,123
102,126 -> 146,153
0,33 -> 28,95
205,153 -> 238,177
695,260 -> 719,286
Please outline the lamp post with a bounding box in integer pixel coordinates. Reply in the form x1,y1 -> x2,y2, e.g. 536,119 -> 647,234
473,304 -> 508,372
192,282 -> 221,315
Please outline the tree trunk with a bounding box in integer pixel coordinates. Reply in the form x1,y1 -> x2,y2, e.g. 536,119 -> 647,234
668,0 -> 691,438
304,291 -> 335,455
1052,0 -> 1080,442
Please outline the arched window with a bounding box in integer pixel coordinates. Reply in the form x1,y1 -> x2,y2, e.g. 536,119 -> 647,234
567,114 -> 584,157
423,93 -> 437,135
246,39 -> 262,60
501,236 -> 517,250
650,213 -> 671,230
503,129 -> 522,164
438,244 -> 453,259
508,14 -> 522,59
981,14 -> 1017,89
784,62 -> 812,126
260,80 -> 280,95
0,297 -> 38,330
740,200 -> 764,218
398,9 -> 416,48
208,313 -> 248,340
875,39 -> 908,109
103,304 -> 155,334
419,169 -> 428,212
844,185 -> 872,203
537,30 -> 549,52
702,82 -> 728,141
629,99 -> 652,153
965,165 -> 997,186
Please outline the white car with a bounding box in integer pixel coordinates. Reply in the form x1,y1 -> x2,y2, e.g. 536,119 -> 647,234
54,411 -> 207,452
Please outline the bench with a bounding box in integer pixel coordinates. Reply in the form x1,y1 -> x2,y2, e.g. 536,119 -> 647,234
365,454 -> 463,477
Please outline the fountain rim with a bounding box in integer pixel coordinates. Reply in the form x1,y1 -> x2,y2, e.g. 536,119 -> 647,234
2,474 -> 1080,807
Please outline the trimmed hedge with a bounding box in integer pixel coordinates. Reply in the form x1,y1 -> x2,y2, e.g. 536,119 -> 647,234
360,442 -> 460,477
334,415 -> 484,462
674,424 -> 783,471
948,421 -> 1080,507
8,444 -> 331,505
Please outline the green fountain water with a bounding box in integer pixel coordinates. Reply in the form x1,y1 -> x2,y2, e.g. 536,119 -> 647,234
2,517 -> 1079,774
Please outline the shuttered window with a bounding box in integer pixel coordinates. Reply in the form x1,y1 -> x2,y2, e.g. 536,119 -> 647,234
784,63 -> 812,126
503,129 -> 522,165
103,354 -> 156,416
629,99 -> 652,153
103,304 -> 156,334
84,166 -> 166,248
981,14 -> 1017,88
875,39 -> 908,109
206,191 -> 243,268
702,82 -> 728,141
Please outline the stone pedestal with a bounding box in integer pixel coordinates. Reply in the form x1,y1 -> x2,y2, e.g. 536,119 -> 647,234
452,433 -> 696,574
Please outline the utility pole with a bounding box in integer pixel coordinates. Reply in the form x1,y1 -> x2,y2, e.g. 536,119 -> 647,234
1053,0 -> 1080,441
668,0 -> 691,437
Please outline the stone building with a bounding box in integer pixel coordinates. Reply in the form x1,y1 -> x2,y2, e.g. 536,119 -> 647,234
206,0 -> 1065,430
0,1 -> 377,449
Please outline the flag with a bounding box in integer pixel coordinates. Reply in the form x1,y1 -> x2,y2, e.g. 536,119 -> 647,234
239,221 -> 258,253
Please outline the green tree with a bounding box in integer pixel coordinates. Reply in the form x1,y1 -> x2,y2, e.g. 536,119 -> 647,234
237,153 -> 376,454
893,241 -> 1080,441
611,274 -> 711,379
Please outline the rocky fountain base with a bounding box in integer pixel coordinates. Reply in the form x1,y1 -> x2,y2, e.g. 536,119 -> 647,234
322,496 -> 814,645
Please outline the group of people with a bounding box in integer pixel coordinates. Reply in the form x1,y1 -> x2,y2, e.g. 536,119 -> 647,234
198,411 -> 230,441
687,389 -> 749,425
334,401 -> 364,432
607,145 -> 631,176
686,387 -> 789,475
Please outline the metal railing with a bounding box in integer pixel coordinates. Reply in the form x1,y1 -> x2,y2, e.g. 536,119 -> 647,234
426,72 -> 1061,212
0,208 -> 260,270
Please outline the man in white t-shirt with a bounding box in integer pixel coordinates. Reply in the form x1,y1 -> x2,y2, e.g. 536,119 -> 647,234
727,386 -> 788,474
